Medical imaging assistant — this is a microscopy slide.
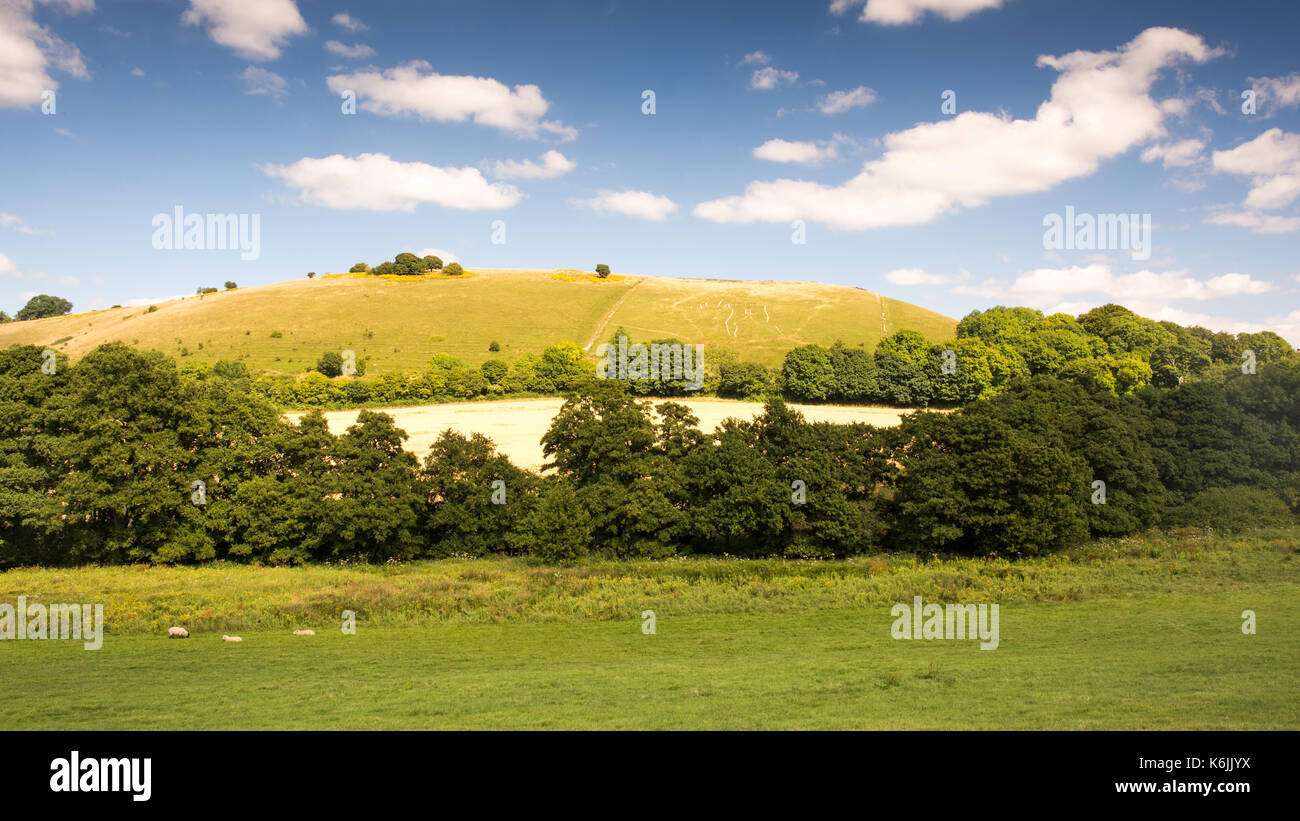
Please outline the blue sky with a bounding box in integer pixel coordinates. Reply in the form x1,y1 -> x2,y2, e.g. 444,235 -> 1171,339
2,0 -> 1299,342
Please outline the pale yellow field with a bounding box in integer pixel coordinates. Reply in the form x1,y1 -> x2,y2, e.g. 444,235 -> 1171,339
286,397 -> 910,471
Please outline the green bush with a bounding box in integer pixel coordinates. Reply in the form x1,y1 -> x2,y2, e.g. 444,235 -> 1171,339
317,351 -> 344,378
1163,487 -> 1296,532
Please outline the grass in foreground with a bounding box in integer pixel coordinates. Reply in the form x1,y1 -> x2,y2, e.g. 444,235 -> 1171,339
1,528 -> 1294,635
0,585 -> 1294,730
0,529 -> 1296,729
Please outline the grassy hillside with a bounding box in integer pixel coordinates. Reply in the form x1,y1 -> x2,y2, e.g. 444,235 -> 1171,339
0,269 -> 955,374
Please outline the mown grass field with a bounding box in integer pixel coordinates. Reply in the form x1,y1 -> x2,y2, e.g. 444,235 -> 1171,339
1,529 -> 1296,729
0,269 -> 956,374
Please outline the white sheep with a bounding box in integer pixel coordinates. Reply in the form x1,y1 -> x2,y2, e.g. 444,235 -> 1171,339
221,635 -> 243,642
167,627 -> 189,638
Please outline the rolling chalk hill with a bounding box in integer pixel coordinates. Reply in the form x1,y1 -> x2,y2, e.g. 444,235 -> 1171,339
0,269 -> 956,375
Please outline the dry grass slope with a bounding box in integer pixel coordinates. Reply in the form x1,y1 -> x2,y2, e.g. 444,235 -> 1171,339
0,269 -> 956,374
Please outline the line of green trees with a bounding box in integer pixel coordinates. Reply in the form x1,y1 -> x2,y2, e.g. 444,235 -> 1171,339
241,342 -> 594,408
1,339 -> 1296,566
348,252 -> 464,277
757,304 -> 1296,405
250,304 -> 1296,411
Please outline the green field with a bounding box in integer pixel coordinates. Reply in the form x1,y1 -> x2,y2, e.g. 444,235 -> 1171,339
1,529 -> 1296,729
0,269 -> 956,374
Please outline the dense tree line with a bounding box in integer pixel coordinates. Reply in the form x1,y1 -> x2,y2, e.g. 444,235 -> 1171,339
218,305 -> 1296,412
2,340 -> 1296,566
765,304 -> 1296,405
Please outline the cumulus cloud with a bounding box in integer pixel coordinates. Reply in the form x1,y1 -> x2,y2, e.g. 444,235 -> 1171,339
493,149 -> 575,180
1247,73 -> 1300,117
331,11 -> 366,32
830,0 -> 1004,25
953,264 -> 1276,315
0,252 -> 17,276
240,66 -> 287,100
697,27 -> 1225,231
1140,138 -> 1205,168
0,0 -> 91,109
817,85 -> 877,114
753,138 -> 838,165
750,67 -> 798,90
325,61 -> 576,140
1211,127 -> 1300,220
261,153 -> 523,212
181,0 -> 307,61
570,190 -> 678,221
741,51 -> 770,65
324,40 -> 374,59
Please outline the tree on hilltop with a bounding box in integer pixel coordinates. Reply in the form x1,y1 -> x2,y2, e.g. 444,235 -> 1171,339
15,294 -> 72,321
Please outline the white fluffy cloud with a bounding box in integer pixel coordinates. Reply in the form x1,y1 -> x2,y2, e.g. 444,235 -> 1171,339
0,0 -> 90,109
261,153 -> 523,212
750,67 -> 798,90
331,12 -> 366,32
0,252 -> 16,276
830,0 -> 1003,25
954,264 -> 1276,313
697,28 -> 1224,231
324,40 -> 374,59
741,51 -> 770,65
493,149 -> 575,180
753,139 -> 838,165
240,66 -> 287,100
1140,138 -> 1204,168
570,190 -> 678,222
1211,128 -> 1300,216
326,61 -> 575,140
1248,73 -> 1300,117
181,0 -> 307,61
817,86 -> 877,114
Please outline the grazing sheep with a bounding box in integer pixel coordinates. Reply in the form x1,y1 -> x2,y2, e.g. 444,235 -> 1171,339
292,629 -> 315,636
221,635 -> 243,643
167,627 -> 189,638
